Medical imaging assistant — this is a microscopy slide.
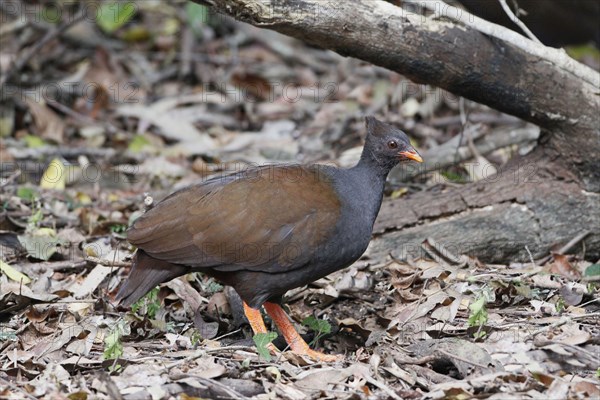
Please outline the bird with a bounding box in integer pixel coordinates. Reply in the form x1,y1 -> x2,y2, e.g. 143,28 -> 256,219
116,116 -> 423,361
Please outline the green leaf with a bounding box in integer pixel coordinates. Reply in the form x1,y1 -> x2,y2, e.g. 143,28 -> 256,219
302,316 -> 331,335
110,223 -> 127,234
103,329 -> 123,360
441,170 -> 467,183
41,4 -> 61,23
131,287 -> 160,319
0,330 -> 17,342
23,134 -> 46,148
468,296 -> 488,327
302,316 -> 332,346
205,278 -> 223,294
28,208 -> 43,227
473,330 -> 487,340
265,366 -> 281,383
555,297 -> 566,313
127,134 -> 151,153
253,332 -> 277,361
0,260 -> 31,284
186,2 -> 209,35
18,231 -> 62,261
162,17 -> 180,36
584,263 -> 600,277
17,187 -> 38,202
39,158 -> 66,190
103,320 -> 129,361
96,2 -> 137,34
190,329 -> 203,346
121,25 -> 150,42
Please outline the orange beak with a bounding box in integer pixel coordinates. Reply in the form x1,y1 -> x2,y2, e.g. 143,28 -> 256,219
398,149 -> 423,163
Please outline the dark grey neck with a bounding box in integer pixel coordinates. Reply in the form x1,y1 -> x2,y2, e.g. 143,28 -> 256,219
342,154 -> 394,227
359,147 -> 395,176
351,157 -> 390,196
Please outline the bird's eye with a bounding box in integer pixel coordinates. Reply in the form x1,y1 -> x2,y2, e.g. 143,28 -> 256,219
387,140 -> 398,149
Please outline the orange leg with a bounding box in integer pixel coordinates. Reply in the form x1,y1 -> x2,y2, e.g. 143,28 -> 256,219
243,302 -> 278,354
263,302 -> 341,362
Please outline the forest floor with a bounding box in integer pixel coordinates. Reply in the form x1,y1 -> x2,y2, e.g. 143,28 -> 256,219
1,2 -> 598,399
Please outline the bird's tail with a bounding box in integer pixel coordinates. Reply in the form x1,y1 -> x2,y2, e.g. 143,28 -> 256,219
116,249 -> 188,307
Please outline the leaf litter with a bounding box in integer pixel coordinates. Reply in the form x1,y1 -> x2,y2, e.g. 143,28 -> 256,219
0,2 -> 598,399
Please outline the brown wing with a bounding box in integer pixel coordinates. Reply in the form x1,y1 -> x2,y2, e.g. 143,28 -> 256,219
127,165 -> 341,273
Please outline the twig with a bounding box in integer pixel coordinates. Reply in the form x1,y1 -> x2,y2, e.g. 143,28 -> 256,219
466,127 -> 480,159
454,97 -> 469,164
535,231 -> 591,265
8,146 -> 117,160
464,268 -> 542,283
162,345 -> 258,371
213,328 -> 243,341
0,376 -> 38,400
194,377 -> 250,400
0,10 -> 86,90
0,170 -> 21,187
430,113 -> 521,127
96,371 -> 123,400
402,0 -> 598,87
524,245 -> 536,268
578,298 -> 600,307
436,349 -> 491,370
46,99 -> 122,135
421,237 -> 467,266
524,316 -> 570,341
421,241 -> 450,266
389,124 -> 540,182
497,0 -> 541,43
179,25 -> 194,77
362,374 -> 403,400
458,97 -> 468,126
24,259 -> 88,272
85,256 -> 131,268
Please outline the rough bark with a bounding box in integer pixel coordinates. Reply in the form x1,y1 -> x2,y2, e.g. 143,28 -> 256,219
192,0 -> 600,262
373,152 -> 599,262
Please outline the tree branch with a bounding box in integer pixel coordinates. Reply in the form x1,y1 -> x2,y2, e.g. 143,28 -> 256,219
192,0 -> 599,135
497,0 -> 541,43
403,0 -> 596,85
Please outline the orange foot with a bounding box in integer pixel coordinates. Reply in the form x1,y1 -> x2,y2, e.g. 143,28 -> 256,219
242,302 -> 279,354
243,301 -> 342,362
263,302 -> 343,363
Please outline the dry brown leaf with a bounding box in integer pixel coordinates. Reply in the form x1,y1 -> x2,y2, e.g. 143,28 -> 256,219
552,323 -> 592,346
186,357 -> 227,379
559,283 -> 584,306
231,70 -> 272,100
430,296 -> 460,322
295,367 -> 352,390
548,253 -> 582,279
546,378 -> 570,399
24,97 -> 65,143
338,318 -> 373,339
206,291 -> 230,317
335,268 -> 373,293
70,264 -> 113,299
396,291 -> 450,324
573,380 -> 600,397
25,305 -> 52,322
193,312 -> 219,339
165,277 -> 208,313
117,104 -> 217,147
